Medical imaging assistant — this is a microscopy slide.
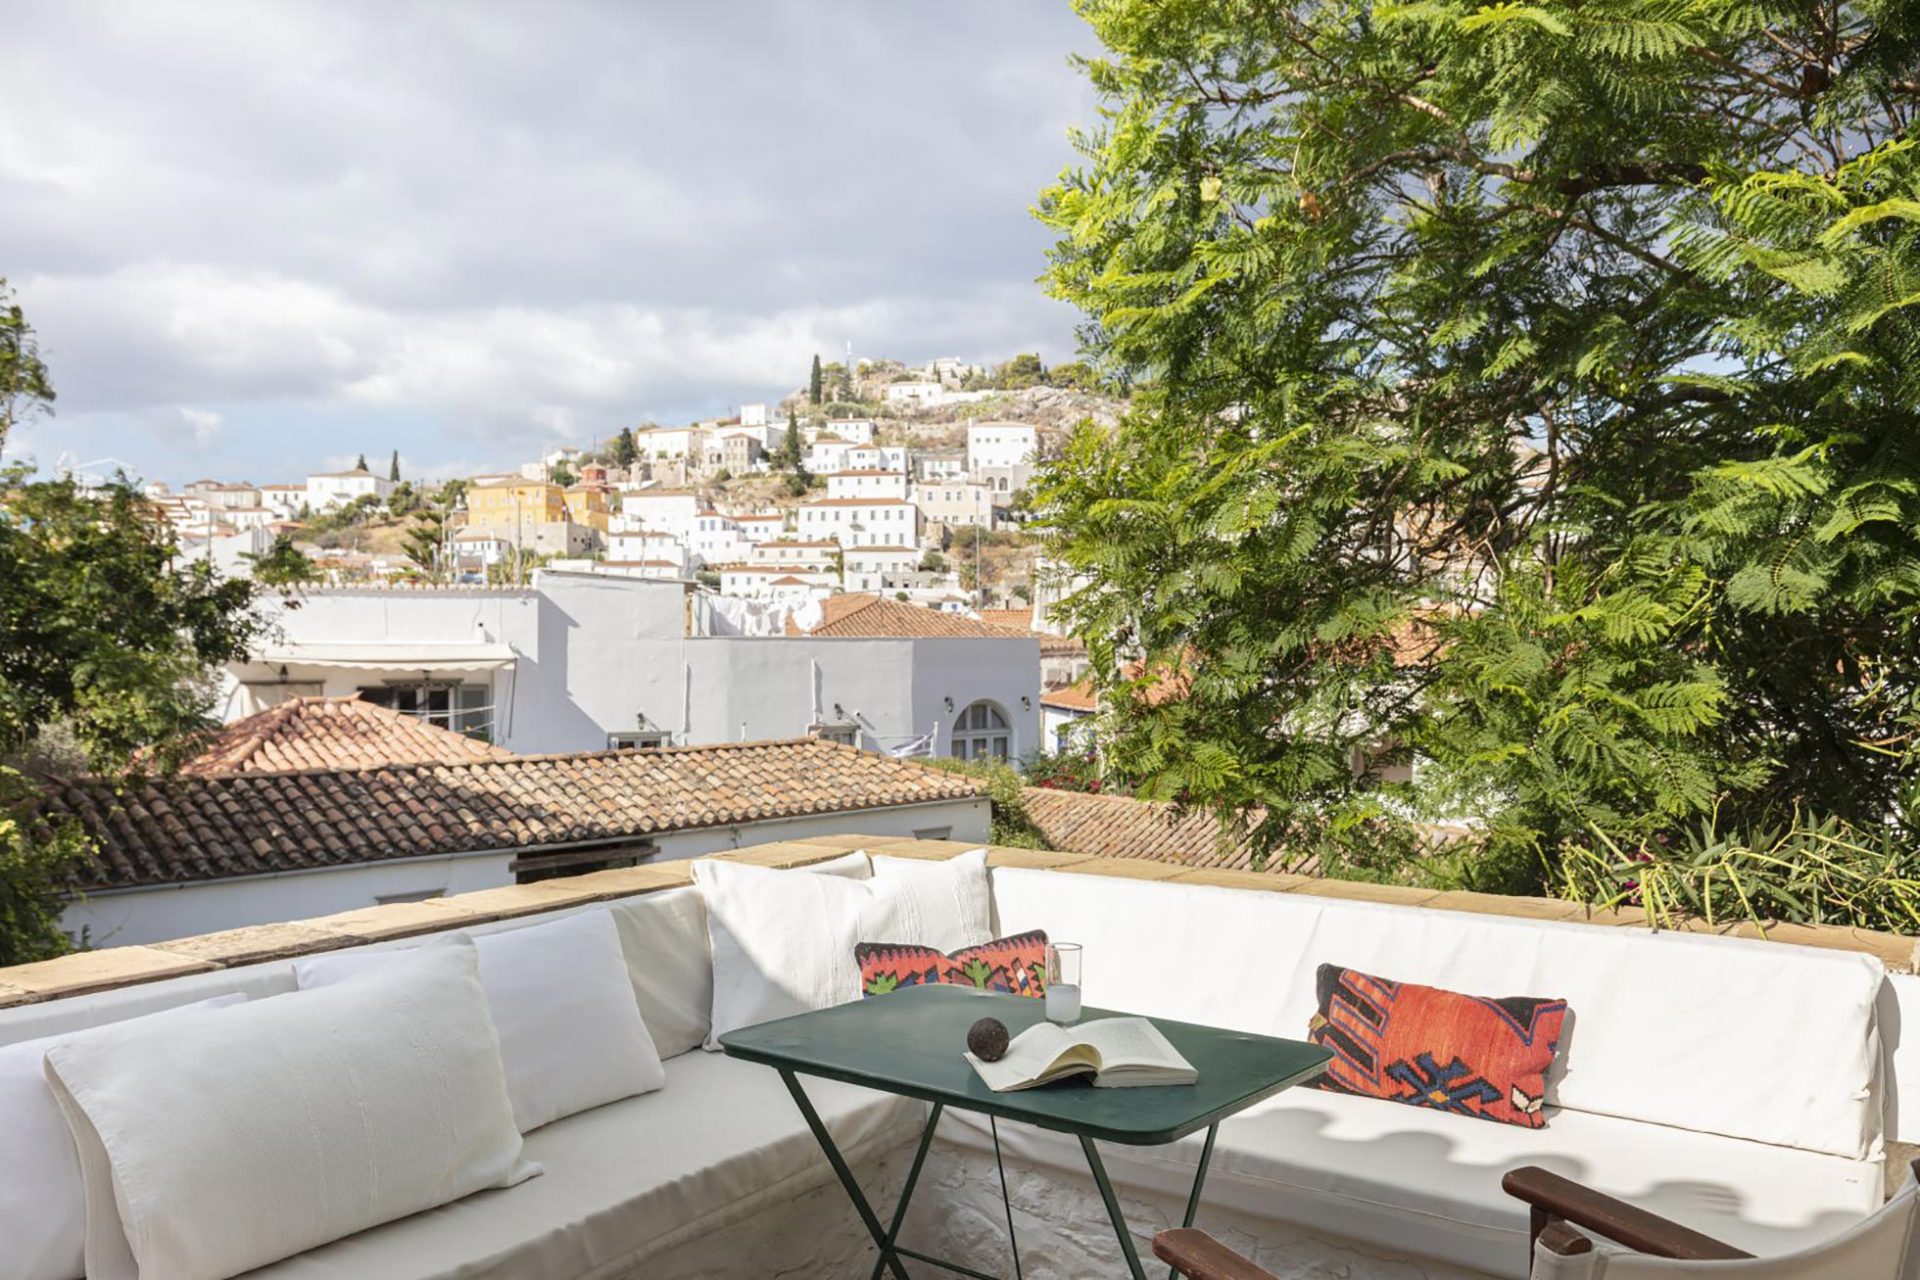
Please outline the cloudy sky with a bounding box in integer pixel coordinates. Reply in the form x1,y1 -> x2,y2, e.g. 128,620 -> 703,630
1,2 -> 1099,484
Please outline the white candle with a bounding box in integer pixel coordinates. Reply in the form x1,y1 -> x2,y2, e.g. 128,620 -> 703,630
1046,982 -> 1082,1024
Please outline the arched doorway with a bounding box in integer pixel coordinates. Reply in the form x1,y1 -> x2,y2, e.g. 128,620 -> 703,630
951,700 -> 1011,761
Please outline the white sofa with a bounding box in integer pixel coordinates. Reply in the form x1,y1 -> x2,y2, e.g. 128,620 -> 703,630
0,859 -> 1892,1280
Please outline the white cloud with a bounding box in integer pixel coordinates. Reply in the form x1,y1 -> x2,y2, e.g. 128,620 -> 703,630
175,407 -> 223,448
1,2 -> 1098,478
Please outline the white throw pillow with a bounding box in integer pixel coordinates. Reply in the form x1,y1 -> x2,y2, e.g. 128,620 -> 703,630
870,848 -> 993,950
0,995 -> 245,1280
608,887 -> 715,1058
296,908 -> 664,1131
44,942 -> 535,1280
694,849 -> 990,1048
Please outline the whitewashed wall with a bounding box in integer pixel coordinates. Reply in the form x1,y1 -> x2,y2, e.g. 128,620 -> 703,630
224,573 -> 1042,759
61,797 -> 989,948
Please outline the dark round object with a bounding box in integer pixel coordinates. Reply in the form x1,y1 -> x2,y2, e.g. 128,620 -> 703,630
967,1016 -> 1010,1062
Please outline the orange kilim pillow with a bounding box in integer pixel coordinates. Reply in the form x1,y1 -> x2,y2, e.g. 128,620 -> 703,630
1307,963 -> 1570,1128
855,931 -> 1048,999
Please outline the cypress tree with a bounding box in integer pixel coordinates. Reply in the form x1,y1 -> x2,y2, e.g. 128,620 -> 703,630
809,354 -> 823,405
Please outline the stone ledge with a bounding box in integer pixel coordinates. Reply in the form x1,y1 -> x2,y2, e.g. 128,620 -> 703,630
5,832 -> 1915,1004
1,945 -> 218,1000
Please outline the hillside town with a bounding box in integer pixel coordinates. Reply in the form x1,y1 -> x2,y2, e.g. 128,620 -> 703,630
74,354 -> 1113,780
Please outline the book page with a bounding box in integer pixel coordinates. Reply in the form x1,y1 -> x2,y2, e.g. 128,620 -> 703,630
966,1020 -> 1083,1091
1077,1017 -> 1190,1072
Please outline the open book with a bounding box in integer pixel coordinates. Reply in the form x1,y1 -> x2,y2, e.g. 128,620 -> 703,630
964,1016 -> 1198,1092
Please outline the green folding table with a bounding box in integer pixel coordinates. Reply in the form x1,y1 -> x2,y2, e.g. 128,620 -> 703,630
720,984 -> 1332,1280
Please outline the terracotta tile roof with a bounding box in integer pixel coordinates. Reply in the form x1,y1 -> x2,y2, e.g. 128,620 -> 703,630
1021,787 -> 1292,872
1040,683 -> 1098,712
978,608 -> 1034,630
178,696 -> 513,775
785,594 -> 1042,640
48,738 -> 987,890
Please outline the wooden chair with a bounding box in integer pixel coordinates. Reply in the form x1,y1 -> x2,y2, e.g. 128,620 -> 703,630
1151,1161 -> 1920,1279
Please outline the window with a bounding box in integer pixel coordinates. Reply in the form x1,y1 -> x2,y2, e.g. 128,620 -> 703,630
360,681 -> 492,741
607,730 -> 669,750
950,700 -> 1011,761
811,722 -> 859,747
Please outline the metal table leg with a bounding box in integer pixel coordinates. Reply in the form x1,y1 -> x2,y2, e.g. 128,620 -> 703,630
1081,1124 -> 1222,1280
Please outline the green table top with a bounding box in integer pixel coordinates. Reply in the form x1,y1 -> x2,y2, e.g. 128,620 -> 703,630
720,985 -> 1332,1146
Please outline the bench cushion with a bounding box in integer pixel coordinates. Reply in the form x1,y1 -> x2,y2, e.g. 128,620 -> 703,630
989,868 -> 1888,1159
239,1051 -> 922,1280
946,1089 -> 1883,1279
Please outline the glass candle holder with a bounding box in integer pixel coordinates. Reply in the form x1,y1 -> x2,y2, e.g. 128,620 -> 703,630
1045,942 -> 1083,1024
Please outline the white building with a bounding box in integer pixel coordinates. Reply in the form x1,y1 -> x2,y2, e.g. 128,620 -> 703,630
841,544 -> 923,593
806,418 -> 874,446
884,381 -> 946,408
620,490 -> 702,543
739,402 -> 770,427
634,426 -> 706,462
218,572 -> 1039,761
751,539 -> 839,570
913,481 -> 995,529
259,484 -> 307,517
719,565 -> 836,602
805,437 -> 857,474
607,529 -> 688,568
450,530 -> 510,573
825,470 -> 911,501
914,451 -> 967,482
730,512 -> 789,543
689,512 -> 751,566
797,497 -> 922,549
966,422 -> 1038,473
305,466 -> 396,513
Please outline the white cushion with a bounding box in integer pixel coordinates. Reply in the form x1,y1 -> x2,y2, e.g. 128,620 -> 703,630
988,867 -> 1887,1158
0,995 -> 245,1280
694,850 -> 989,1048
607,887 -> 715,1058
296,911 -> 665,1132
949,1088 -> 1883,1279
869,848 -> 993,949
45,942 -> 535,1280
235,1050 -> 924,1280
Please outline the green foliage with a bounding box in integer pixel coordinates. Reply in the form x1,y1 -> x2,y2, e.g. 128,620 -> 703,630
1047,360 -> 1099,391
924,756 -> 1049,847
245,534 -> 319,587
1,469 -> 267,960
0,278 -> 53,455
1558,808 -> 1920,935
610,426 -> 639,469
387,449 -> 400,483
0,783 -> 91,967
402,509 -> 445,579
353,453 -> 367,472
550,462 -> 577,488
809,353 -> 824,405
1037,0 -> 1920,898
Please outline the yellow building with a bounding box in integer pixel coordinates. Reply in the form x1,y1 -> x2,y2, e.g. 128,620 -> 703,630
465,479 -> 565,538
562,484 -> 612,533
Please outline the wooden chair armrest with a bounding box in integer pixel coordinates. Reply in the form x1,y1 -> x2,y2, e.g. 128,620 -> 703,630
1502,1166 -> 1751,1261
1151,1228 -> 1283,1280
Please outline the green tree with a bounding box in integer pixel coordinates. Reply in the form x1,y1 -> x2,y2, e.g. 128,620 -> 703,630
0,469 -> 266,962
784,406 -> 802,469
1047,360 -> 1098,392
610,426 -> 638,469
1036,0 -> 1920,887
244,534 -> 319,587
353,453 -> 367,472
809,353 -> 824,405
0,279 -> 53,457
388,449 -> 401,482
550,462 -> 577,488
402,509 -> 445,579
997,352 -> 1046,390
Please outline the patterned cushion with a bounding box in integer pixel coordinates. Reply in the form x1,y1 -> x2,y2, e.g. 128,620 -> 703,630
1307,963 -> 1570,1128
856,931 -> 1049,999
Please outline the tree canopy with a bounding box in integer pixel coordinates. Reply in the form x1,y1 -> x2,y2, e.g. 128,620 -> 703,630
1037,0 -> 1920,891
0,278 -> 52,457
